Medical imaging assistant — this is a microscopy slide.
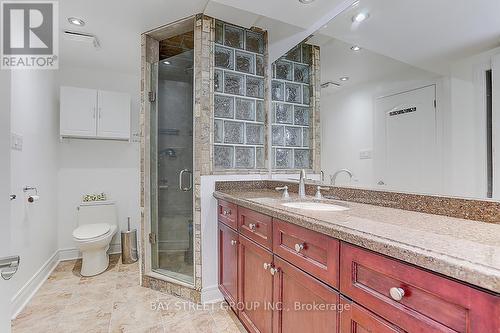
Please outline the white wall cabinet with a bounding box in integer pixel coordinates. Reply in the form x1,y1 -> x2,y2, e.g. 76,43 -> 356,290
60,86 -> 130,140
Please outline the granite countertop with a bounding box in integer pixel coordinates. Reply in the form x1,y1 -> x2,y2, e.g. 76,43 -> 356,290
214,189 -> 500,294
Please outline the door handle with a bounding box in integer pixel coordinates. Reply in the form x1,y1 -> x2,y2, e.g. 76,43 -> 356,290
179,169 -> 193,191
0,255 -> 20,280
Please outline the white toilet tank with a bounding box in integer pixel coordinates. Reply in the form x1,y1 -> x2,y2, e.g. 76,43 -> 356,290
77,201 -> 118,226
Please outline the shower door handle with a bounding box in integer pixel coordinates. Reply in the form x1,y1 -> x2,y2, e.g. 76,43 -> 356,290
179,169 -> 193,191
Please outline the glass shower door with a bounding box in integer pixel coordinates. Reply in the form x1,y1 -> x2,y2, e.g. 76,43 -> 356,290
150,49 -> 194,285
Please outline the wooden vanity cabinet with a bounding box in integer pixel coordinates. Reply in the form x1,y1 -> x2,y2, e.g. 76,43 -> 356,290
340,243 -> 500,333
218,222 -> 238,311
217,200 -> 500,333
238,235 -> 274,333
340,297 -> 404,333
272,256 -> 339,333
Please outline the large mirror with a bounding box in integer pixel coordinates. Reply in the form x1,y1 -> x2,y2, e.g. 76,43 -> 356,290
309,0 -> 500,200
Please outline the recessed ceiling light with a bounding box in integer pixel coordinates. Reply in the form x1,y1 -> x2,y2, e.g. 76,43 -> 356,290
163,61 -> 171,65
68,17 -> 85,26
299,0 -> 315,4
340,76 -> 349,81
352,12 -> 369,23
351,45 -> 361,52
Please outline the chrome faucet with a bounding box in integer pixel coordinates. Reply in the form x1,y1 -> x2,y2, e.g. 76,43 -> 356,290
298,169 -> 306,198
330,169 -> 354,186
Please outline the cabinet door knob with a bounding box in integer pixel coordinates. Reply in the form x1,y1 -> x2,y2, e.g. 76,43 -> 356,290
389,287 -> 405,301
270,267 -> 279,276
231,240 -> 237,246
248,223 -> 256,231
263,263 -> 271,270
294,243 -> 305,253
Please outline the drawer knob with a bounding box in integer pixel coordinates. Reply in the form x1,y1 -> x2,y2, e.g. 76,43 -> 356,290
248,223 -> 257,231
294,243 -> 305,252
389,287 -> 405,301
230,240 -> 237,246
223,209 -> 231,216
263,263 -> 271,270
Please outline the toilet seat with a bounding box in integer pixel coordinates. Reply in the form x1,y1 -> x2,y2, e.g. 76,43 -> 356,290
73,223 -> 111,241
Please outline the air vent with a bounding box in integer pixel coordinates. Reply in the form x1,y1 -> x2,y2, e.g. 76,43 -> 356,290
321,81 -> 341,89
63,30 -> 100,49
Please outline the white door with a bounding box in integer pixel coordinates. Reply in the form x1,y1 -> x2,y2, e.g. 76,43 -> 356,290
97,90 -> 130,139
60,86 -> 97,138
0,71 -> 12,332
374,85 -> 440,194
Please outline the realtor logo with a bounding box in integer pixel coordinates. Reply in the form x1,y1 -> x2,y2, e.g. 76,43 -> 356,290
1,1 -> 58,69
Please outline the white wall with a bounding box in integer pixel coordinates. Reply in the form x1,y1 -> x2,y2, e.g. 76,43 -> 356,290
57,67 -> 141,250
10,70 -> 60,304
1,70 -> 12,333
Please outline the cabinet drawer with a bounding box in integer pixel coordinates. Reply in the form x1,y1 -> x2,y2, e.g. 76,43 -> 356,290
273,219 -> 339,288
238,207 -> 272,250
340,297 -> 404,333
340,243 -> 500,333
218,200 -> 237,230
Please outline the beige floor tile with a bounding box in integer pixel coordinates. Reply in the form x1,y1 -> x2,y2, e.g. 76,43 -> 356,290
12,256 -> 245,333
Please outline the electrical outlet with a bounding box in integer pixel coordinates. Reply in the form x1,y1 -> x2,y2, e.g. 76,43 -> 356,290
10,133 -> 23,151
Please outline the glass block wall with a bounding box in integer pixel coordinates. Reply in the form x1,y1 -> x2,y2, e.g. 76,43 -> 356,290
213,20 -> 266,170
271,44 -> 313,169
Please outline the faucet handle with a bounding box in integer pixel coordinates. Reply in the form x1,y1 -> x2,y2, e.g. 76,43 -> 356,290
275,186 -> 290,200
315,186 -> 329,199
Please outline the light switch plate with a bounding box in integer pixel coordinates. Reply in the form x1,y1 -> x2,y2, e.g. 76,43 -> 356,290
11,133 -> 23,151
359,149 -> 372,159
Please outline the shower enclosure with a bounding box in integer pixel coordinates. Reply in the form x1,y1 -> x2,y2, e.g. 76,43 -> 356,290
149,31 -> 194,285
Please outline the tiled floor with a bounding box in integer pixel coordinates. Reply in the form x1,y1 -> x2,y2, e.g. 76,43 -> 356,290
12,255 -> 246,333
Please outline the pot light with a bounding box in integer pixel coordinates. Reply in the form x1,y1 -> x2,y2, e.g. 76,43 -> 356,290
352,12 -> 369,23
68,17 -> 85,26
299,0 -> 315,4
351,45 -> 361,52
340,76 -> 349,82
163,61 -> 171,65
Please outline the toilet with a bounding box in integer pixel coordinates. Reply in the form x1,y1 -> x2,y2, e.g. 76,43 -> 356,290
72,201 -> 118,276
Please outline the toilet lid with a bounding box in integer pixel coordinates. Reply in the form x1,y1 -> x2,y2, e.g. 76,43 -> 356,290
73,223 -> 111,240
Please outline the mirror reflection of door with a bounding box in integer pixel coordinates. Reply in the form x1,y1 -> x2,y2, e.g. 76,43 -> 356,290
374,85 -> 440,194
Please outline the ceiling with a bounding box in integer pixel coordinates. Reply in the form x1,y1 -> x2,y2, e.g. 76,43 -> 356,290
59,0 -> 345,75
318,0 -> 500,74
320,38 -> 436,94
59,0 -> 500,78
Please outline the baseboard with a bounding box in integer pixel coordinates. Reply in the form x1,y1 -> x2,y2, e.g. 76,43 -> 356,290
11,251 -> 59,319
58,243 -> 122,262
201,285 -> 223,304
11,244 -> 123,319
57,247 -> 80,261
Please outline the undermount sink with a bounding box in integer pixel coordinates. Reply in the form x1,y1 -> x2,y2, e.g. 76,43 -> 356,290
281,201 -> 349,212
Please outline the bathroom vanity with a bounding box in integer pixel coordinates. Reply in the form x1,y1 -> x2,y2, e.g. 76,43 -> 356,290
214,182 -> 500,333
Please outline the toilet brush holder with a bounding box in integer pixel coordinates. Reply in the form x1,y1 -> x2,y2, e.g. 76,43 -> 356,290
121,218 -> 138,264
